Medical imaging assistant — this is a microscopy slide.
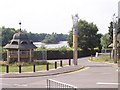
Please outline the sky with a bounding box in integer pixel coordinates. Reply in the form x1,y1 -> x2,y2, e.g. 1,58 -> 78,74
0,0 -> 119,34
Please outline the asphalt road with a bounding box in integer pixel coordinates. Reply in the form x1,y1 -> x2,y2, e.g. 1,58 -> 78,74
1,57 -> 118,89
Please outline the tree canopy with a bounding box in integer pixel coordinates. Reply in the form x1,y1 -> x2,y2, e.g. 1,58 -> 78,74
67,20 -> 102,51
100,33 -> 111,48
101,18 -> 120,49
0,26 -> 68,46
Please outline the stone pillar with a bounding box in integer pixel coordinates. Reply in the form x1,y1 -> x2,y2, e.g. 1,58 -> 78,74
7,50 -> 10,63
18,49 -> 20,62
112,14 -> 118,63
72,14 -> 79,65
113,31 -> 117,63
73,34 -> 78,65
30,49 -> 32,62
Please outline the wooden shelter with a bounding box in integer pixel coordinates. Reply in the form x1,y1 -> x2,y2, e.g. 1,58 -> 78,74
4,30 -> 37,63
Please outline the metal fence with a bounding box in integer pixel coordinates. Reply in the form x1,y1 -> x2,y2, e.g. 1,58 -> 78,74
98,53 -> 110,56
47,79 -> 77,90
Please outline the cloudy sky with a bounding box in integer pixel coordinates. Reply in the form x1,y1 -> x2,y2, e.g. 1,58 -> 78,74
0,0 -> 119,34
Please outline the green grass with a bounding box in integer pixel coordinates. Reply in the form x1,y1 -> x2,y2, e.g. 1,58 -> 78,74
0,63 -> 66,72
90,55 -> 113,63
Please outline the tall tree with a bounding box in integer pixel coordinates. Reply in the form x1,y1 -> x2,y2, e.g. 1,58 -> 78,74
108,22 -> 113,44
100,33 -> 111,48
108,19 -> 120,44
68,20 -> 101,50
1,26 -> 68,46
1,27 -> 16,46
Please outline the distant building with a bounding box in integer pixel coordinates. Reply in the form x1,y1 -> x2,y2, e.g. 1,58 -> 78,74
3,30 -> 37,63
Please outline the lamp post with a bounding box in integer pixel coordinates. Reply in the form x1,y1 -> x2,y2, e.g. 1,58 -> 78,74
18,22 -> 21,62
112,14 -> 118,63
72,14 -> 79,65
118,1 -> 120,19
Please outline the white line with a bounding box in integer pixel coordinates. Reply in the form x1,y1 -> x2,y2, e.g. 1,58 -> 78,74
96,82 -> 119,85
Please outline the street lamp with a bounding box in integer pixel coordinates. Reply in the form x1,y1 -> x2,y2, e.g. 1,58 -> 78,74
19,21 -> 21,31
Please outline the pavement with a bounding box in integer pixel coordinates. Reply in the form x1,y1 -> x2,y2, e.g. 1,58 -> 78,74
0,65 -> 84,78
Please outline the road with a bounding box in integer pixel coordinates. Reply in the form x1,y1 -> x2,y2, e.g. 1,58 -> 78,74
1,57 -> 118,88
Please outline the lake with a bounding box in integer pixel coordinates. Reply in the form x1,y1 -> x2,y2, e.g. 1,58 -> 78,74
33,41 -> 70,48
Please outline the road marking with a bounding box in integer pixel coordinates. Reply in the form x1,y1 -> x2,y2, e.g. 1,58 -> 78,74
13,84 -> 28,87
70,67 -> 90,73
64,67 -> 90,75
79,67 -> 90,72
96,82 -> 119,85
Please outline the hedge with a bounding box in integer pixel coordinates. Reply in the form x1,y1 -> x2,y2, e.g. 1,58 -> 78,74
34,50 -> 96,60
2,50 -> 97,61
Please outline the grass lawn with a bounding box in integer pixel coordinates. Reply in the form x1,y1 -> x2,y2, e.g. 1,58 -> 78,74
89,55 -> 113,63
0,63 -> 65,73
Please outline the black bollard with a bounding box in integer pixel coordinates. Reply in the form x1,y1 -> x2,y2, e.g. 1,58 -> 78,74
55,62 -> 57,69
60,60 -> 63,67
69,58 -> 71,65
6,65 -> 9,73
33,64 -> 35,72
19,65 -> 21,73
46,63 -> 49,71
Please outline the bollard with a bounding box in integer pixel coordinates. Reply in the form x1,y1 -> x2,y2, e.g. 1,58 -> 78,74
55,62 -> 57,69
91,55 -> 93,60
6,65 -> 9,73
33,64 -> 35,72
19,65 -> 21,73
60,60 -> 63,67
46,63 -> 49,71
69,58 -> 71,65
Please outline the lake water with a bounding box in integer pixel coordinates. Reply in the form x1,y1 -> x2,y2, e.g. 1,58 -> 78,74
33,41 -> 69,48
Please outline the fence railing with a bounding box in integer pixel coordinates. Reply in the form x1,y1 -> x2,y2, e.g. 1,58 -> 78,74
98,53 -> 110,56
47,79 -> 77,90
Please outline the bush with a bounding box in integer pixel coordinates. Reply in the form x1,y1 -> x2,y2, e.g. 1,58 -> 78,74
0,61 -> 8,66
34,49 -> 96,60
9,58 -> 18,64
34,60 -> 48,65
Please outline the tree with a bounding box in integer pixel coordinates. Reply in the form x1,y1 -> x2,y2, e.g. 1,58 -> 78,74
1,26 -> 68,46
100,33 -> 111,48
108,22 -> 113,43
68,20 -> 101,51
1,27 -> 16,46
67,30 -> 73,47
42,34 -> 58,44
42,32 -> 68,44
108,19 -> 120,44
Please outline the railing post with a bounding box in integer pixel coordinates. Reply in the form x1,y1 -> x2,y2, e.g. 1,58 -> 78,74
6,65 -> 9,73
46,63 -> 49,71
69,58 -> 71,65
33,64 -> 35,72
19,65 -> 21,73
60,60 -> 63,67
55,62 -> 57,69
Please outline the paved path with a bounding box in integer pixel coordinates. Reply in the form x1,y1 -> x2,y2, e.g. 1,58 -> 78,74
51,57 -> 118,88
1,57 -> 118,89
